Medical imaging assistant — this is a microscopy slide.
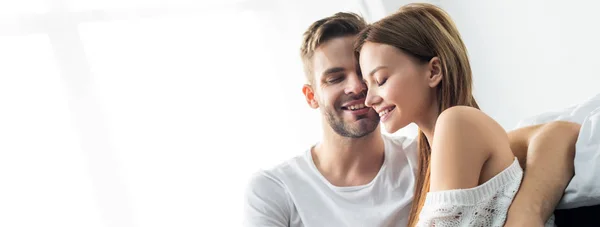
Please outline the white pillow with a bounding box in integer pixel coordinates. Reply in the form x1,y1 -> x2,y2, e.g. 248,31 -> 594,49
515,93 -> 600,128
515,93 -> 600,209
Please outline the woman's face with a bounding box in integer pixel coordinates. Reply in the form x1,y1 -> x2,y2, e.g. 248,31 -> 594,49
359,41 -> 440,133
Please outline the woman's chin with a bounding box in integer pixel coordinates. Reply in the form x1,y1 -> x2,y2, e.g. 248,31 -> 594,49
383,122 -> 400,134
383,120 -> 409,134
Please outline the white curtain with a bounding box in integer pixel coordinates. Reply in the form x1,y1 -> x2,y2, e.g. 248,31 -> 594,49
0,0 -> 369,226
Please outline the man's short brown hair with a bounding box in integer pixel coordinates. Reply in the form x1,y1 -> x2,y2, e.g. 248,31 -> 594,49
300,12 -> 367,84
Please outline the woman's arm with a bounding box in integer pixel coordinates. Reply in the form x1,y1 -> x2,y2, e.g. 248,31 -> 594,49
504,121 -> 580,227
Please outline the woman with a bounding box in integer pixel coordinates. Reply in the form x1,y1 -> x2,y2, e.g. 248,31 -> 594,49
354,3 -> 579,227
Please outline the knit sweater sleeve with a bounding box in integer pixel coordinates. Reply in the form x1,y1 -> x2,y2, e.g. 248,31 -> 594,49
416,158 -> 555,227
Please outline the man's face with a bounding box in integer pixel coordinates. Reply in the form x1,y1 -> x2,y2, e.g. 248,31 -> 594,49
303,36 -> 380,138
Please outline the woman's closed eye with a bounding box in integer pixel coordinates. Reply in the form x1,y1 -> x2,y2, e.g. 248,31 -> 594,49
377,77 -> 388,86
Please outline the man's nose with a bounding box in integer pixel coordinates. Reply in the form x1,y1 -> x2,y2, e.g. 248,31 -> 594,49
345,75 -> 366,95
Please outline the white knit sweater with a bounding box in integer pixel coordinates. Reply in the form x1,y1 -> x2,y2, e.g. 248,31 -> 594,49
416,158 -> 555,227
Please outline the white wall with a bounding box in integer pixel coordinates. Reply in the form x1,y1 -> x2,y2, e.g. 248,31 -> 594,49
360,0 -> 441,22
439,0 -> 600,129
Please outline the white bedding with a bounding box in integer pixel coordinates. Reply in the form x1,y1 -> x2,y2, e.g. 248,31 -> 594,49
515,93 -> 600,209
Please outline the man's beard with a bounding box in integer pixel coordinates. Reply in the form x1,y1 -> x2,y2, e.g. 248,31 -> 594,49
324,106 -> 379,138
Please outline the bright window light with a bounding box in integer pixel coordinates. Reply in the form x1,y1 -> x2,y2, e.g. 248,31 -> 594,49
0,34 -> 103,227
0,0 -> 50,16
65,0 -> 249,12
79,9 -> 299,226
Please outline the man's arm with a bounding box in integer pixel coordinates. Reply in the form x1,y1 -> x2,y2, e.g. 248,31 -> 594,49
244,171 -> 290,227
505,121 -> 580,226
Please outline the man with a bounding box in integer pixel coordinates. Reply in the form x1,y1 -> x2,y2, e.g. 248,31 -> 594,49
243,12 -> 581,226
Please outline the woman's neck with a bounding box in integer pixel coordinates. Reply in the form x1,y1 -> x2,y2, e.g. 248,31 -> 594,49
415,99 -> 441,145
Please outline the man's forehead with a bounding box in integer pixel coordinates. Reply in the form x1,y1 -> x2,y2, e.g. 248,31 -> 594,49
312,36 -> 356,76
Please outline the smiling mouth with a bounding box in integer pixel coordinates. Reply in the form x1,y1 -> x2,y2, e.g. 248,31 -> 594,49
341,103 -> 369,111
379,106 -> 396,117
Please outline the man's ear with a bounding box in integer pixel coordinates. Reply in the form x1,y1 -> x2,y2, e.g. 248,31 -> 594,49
302,84 -> 319,109
428,57 -> 443,88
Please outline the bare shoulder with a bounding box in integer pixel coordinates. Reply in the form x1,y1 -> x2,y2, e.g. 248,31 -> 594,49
437,106 -> 501,128
429,106 -> 514,191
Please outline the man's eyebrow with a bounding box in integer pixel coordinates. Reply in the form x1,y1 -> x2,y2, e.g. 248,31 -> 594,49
368,66 -> 387,77
322,67 -> 345,77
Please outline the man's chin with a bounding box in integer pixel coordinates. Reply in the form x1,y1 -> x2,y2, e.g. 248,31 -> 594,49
350,119 -> 379,135
351,116 -> 379,125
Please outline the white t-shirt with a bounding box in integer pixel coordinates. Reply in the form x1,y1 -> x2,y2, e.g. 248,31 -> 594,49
243,134 -> 419,227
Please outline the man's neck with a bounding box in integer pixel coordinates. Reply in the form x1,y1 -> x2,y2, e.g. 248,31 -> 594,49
312,127 -> 385,187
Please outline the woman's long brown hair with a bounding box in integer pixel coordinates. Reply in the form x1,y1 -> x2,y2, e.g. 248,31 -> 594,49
354,3 -> 479,226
